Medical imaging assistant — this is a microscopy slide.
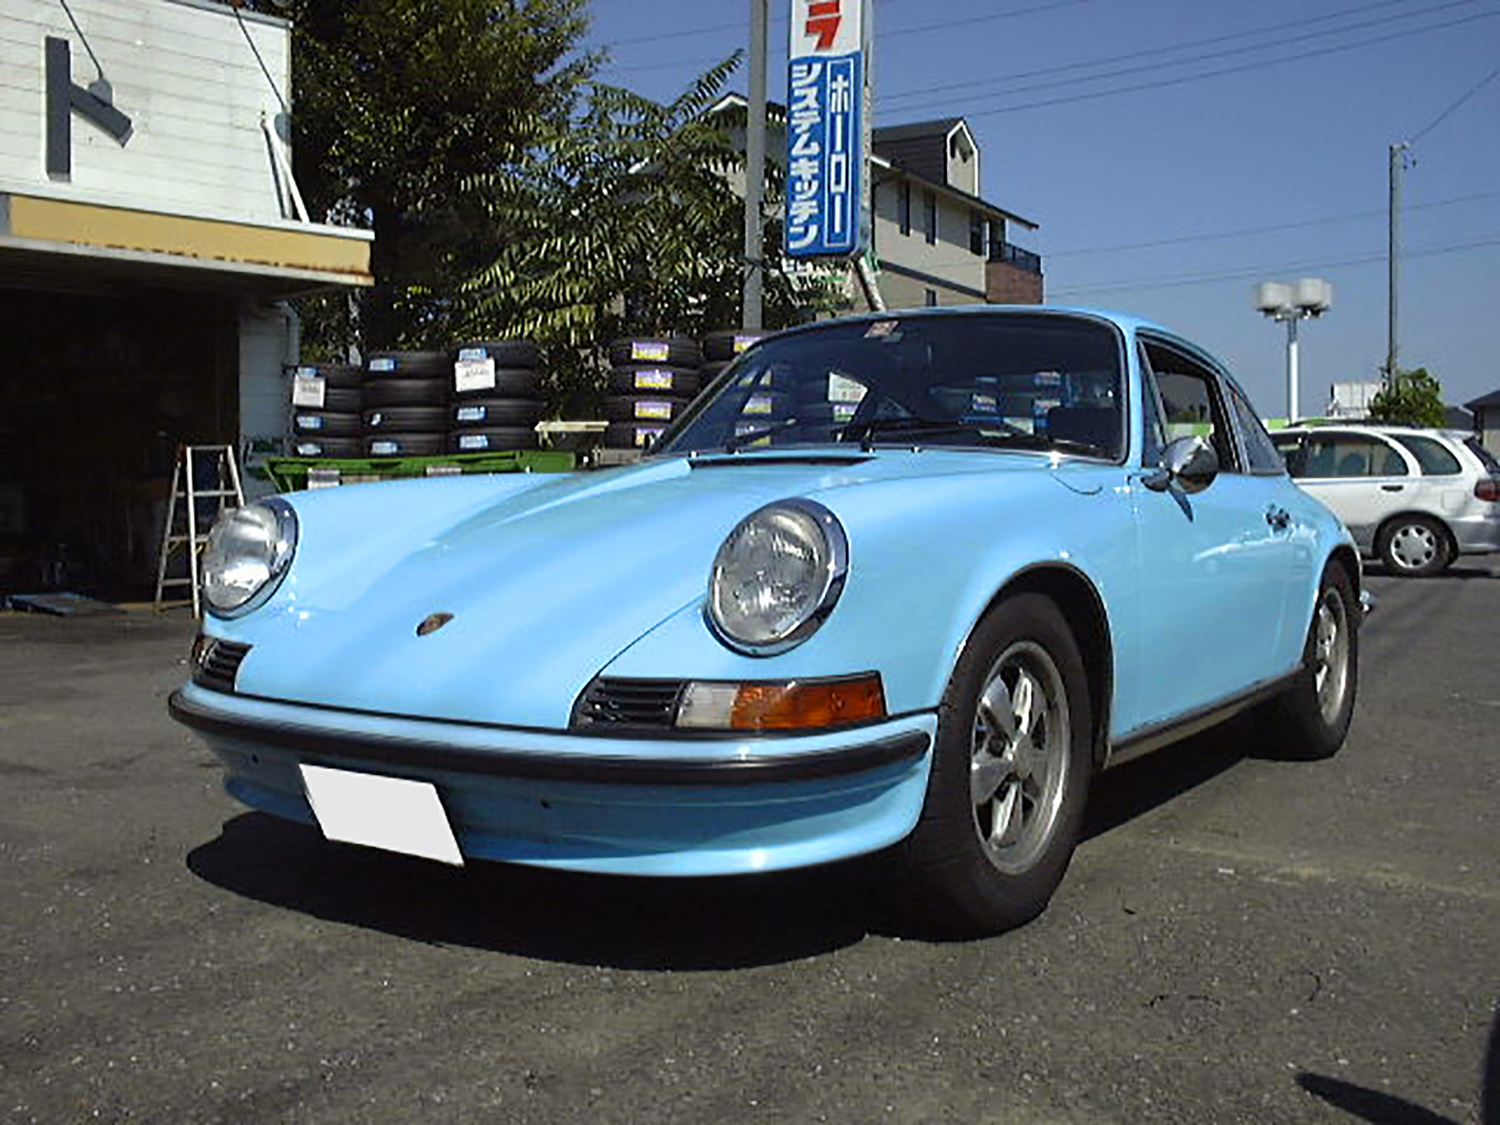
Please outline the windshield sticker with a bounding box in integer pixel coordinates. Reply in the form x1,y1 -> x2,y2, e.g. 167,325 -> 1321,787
864,320 -> 899,339
827,373 -> 866,403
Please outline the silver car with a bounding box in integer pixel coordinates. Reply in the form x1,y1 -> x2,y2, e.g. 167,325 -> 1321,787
1273,424 -> 1500,576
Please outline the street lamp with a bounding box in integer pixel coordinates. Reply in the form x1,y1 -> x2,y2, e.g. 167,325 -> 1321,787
1254,278 -> 1332,423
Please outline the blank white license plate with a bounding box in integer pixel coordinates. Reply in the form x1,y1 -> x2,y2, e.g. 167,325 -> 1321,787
299,764 -> 463,866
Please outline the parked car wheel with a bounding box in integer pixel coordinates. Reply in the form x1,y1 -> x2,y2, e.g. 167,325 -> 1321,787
893,593 -> 1092,936
1258,563 -> 1358,760
1377,514 -> 1451,576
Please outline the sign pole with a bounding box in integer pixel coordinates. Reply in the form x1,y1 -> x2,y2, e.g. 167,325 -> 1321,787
742,0 -> 768,331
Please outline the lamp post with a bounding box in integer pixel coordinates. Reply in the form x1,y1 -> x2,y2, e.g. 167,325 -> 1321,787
1254,278 -> 1332,423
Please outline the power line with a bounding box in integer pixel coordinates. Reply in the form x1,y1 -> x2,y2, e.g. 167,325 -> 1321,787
881,0 -> 1488,116
1410,63 -> 1500,143
957,9 -> 1500,120
878,0 -> 1430,106
1047,236 -> 1500,296
1045,189 -> 1500,258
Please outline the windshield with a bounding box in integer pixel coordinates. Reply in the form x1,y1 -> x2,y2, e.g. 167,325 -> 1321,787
655,312 -> 1126,459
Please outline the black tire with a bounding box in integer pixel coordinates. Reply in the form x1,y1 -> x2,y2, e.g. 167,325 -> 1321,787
363,378 -> 450,408
1256,562 -> 1358,761
363,406 -> 449,432
453,339 -> 539,369
292,363 -> 362,389
451,367 -> 543,399
608,336 -> 702,368
701,328 -> 772,362
603,395 -> 689,423
292,411 -> 362,438
892,593 -> 1093,937
700,360 -> 731,385
452,398 -> 545,427
365,433 -> 447,457
609,365 -> 701,396
316,387 -> 363,413
450,427 -> 539,452
291,437 -> 362,459
604,421 -> 670,449
1376,514 -> 1452,577
366,351 -> 450,379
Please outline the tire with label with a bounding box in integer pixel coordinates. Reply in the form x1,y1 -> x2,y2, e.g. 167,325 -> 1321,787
701,328 -> 772,362
291,436 -> 363,459
609,365 -> 700,397
603,421 -> 670,450
364,433 -> 448,457
450,367 -> 543,400
608,336 -> 702,368
365,351 -> 450,379
451,398 -> 545,427
316,387 -> 363,413
362,406 -> 450,432
603,395 -> 689,423
449,427 -> 539,452
291,363 -> 362,389
452,339 -> 540,369
292,410 -> 362,437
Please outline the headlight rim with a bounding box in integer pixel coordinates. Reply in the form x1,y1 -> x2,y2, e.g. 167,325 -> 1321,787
706,497 -> 849,657
202,497 -> 299,619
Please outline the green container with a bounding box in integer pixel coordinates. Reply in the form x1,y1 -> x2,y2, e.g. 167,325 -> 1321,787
264,449 -> 575,493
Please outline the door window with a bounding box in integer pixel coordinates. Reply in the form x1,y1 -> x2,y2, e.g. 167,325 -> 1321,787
1227,385 -> 1285,474
1142,340 -> 1237,472
1301,435 -> 1408,479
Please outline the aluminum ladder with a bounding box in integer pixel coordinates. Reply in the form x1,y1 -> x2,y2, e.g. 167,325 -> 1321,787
154,445 -> 244,616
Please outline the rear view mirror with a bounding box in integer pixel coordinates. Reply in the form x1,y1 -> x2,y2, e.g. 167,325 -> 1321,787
1145,435 -> 1219,495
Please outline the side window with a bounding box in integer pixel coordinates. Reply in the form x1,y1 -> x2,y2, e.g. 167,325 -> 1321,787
1136,345 -> 1166,464
1142,340 -> 1237,472
1391,434 -> 1462,475
1302,436 -> 1409,479
1227,384 -> 1285,474
1273,434 -> 1306,476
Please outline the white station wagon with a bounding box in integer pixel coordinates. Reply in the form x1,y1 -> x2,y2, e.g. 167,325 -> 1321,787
1273,424 -> 1500,576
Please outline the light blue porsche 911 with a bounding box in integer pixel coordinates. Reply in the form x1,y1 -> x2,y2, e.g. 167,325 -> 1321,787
170,307 -> 1366,936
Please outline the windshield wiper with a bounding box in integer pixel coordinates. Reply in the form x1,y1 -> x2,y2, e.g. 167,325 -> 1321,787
835,416 -> 1025,451
978,431 -> 1109,457
721,416 -> 801,452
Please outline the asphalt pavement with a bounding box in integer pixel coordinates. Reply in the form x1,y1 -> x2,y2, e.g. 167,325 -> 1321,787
1,563 -> 1496,1124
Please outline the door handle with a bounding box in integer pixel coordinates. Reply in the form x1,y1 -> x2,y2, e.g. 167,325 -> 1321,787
1265,506 -> 1291,531
1381,484 -> 1404,492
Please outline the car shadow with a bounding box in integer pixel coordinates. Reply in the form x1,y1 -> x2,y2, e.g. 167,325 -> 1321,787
186,812 -> 876,970
1082,717 -> 1258,842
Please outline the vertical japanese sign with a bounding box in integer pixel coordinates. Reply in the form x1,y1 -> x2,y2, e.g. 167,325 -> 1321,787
786,0 -> 866,258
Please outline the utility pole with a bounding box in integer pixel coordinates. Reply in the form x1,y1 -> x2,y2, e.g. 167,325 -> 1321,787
742,0 -> 768,331
1386,141 -> 1409,387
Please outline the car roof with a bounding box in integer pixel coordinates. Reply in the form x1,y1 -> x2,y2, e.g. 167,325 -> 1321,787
770,303 -> 1174,340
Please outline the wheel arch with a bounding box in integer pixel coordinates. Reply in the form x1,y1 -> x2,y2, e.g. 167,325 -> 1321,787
966,563 -> 1114,769
1373,509 -> 1456,559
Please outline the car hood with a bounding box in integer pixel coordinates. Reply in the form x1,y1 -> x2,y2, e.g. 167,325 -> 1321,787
227,451 -> 1089,728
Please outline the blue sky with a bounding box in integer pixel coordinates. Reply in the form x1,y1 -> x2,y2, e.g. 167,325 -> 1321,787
579,0 -> 1500,418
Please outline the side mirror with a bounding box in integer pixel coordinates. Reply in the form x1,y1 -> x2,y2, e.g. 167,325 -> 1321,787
1144,435 -> 1219,495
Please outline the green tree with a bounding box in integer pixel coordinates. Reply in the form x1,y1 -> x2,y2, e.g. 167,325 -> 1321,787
247,0 -> 596,357
459,60 -> 843,413
1367,367 -> 1447,427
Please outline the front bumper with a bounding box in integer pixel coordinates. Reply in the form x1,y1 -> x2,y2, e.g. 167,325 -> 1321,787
169,683 -> 935,876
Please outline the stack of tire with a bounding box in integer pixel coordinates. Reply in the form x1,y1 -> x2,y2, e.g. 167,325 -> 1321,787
449,340 -> 544,453
289,363 -> 364,458
361,351 -> 451,457
603,336 -> 703,450
701,329 -> 795,444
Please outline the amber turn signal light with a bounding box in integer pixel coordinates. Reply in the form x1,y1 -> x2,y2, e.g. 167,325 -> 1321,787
677,674 -> 887,731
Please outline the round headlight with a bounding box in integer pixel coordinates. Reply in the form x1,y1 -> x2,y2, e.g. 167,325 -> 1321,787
202,499 -> 298,617
707,499 -> 848,655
